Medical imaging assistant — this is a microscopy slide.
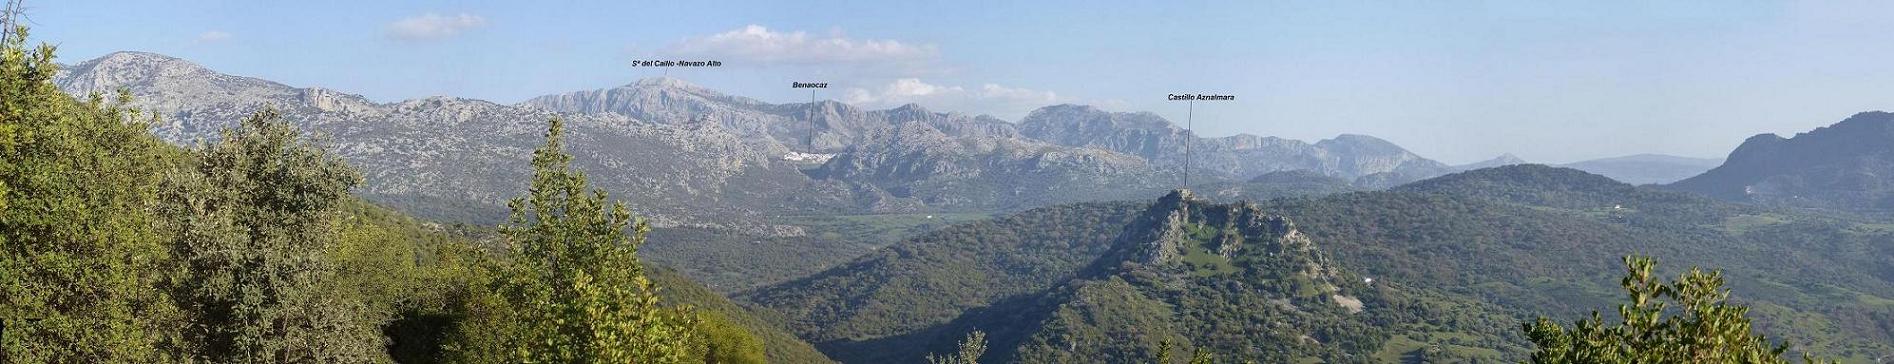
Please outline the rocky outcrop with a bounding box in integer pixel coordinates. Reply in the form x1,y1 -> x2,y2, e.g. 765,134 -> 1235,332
1456,154 -> 1529,171
1093,189 -> 1338,288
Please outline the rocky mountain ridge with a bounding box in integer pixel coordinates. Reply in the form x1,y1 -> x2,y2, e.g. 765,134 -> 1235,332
56,51 -> 1466,226
57,51 -> 823,228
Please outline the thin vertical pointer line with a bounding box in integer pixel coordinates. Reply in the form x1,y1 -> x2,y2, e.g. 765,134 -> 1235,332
1185,97 -> 1194,191
810,89 -> 818,152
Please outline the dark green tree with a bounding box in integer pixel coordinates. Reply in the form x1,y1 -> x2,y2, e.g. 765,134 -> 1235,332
1523,255 -> 1831,364
928,330 -> 988,364
1153,340 -> 1218,364
158,109 -> 387,363
448,118 -> 704,363
0,25 -> 184,363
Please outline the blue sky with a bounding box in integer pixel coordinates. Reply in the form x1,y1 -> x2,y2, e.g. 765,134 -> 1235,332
23,0 -> 1894,164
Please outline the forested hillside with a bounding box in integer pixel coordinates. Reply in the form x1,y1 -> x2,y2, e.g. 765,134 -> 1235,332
1264,166 -> 1894,361
749,192 -> 1526,362
747,165 -> 1892,363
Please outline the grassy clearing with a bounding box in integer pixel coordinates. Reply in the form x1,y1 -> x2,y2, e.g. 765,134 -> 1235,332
1371,329 -> 1508,363
1177,223 -> 1238,277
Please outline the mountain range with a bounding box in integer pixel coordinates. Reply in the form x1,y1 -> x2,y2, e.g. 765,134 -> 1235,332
1562,154 -> 1723,185
1452,153 -> 1722,185
48,50 -> 1894,363
54,51 -> 1487,228
57,51 -> 1759,227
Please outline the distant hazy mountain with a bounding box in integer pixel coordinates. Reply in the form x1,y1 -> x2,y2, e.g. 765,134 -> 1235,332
1445,154 -> 1718,186
1197,169 -> 1363,202
1559,154 -> 1721,185
1669,111 -> 1894,211
1018,104 -> 1455,187
1455,153 -> 1528,170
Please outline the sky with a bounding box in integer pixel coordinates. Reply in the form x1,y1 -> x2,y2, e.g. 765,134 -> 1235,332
21,0 -> 1894,164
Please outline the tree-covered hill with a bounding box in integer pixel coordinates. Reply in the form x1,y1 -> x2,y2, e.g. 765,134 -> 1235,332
1278,167 -> 1894,361
741,202 -> 1146,349
746,192 -> 1526,363
746,165 -> 1894,363
649,267 -> 836,363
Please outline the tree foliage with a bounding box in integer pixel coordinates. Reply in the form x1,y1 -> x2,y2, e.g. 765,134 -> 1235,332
157,109 -> 388,363
927,330 -> 988,364
696,311 -> 766,364
0,26 -> 183,363
1523,255 -> 1830,364
448,118 -> 706,363
1154,340 -> 1217,364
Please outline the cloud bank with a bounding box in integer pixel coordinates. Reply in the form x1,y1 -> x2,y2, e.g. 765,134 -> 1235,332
662,25 -> 936,65
844,78 -> 1063,120
387,13 -> 488,41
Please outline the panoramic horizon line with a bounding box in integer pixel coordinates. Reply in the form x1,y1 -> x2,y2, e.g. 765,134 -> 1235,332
64,50 -> 1733,164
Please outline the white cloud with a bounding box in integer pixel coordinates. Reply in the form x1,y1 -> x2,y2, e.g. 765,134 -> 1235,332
386,13 -> 487,41
844,78 -> 1065,120
195,31 -> 231,43
661,25 -> 936,65
977,84 -> 1061,104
